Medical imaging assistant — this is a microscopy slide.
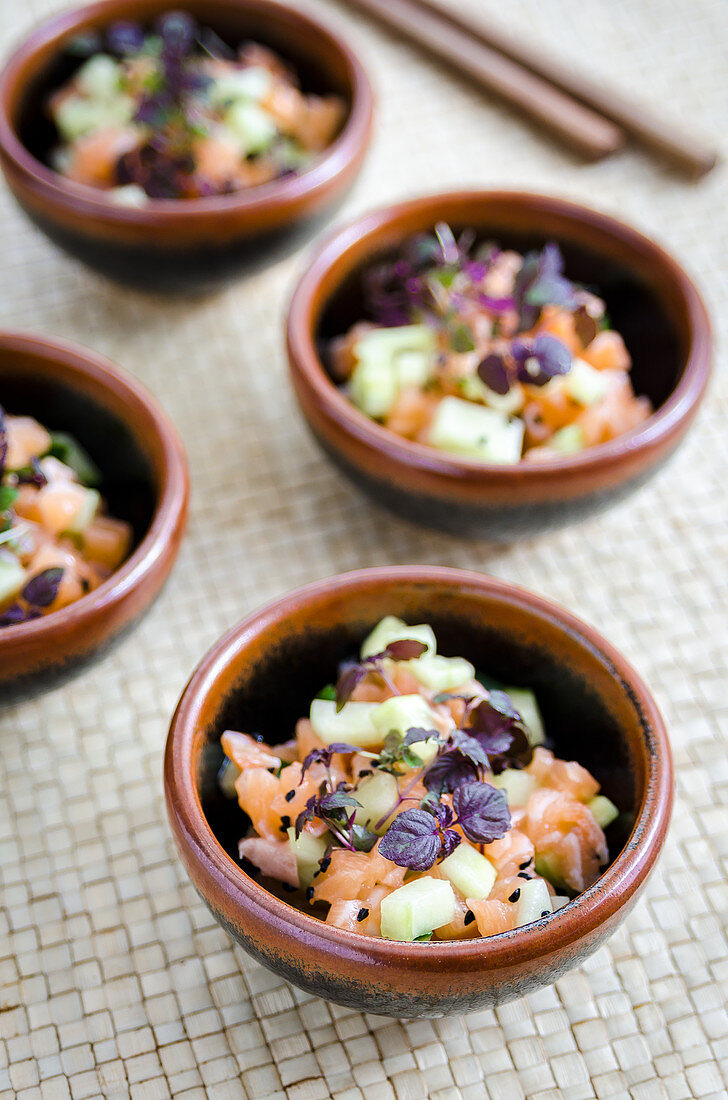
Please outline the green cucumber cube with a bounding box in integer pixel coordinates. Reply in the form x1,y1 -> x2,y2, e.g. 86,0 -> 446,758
0,556 -> 26,605
287,827 -> 328,887
76,55 -> 122,100
564,358 -> 609,406
309,698 -> 381,749
457,373 -> 525,415
427,396 -> 524,463
440,843 -> 496,900
54,94 -> 135,140
210,66 -> 272,105
361,616 -> 436,659
515,878 -> 553,927
66,488 -> 100,534
353,770 -> 400,834
588,795 -> 619,829
349,326 -> 436,418
349,354 -> 400,418
551,424 -> 585,454
225,101 -> 277,154
409,654 -> 475,692
503,687 -> 545,746
380,876 -> 456,941
492,768 -> 537,807
371,695 -> 440,765
551,895 -> 570,910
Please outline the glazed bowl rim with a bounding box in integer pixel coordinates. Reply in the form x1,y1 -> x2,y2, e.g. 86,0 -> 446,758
286,189 -> 712,481
0,0 -> 374,224
0,328 -> 188,647
165,564 -> 673,965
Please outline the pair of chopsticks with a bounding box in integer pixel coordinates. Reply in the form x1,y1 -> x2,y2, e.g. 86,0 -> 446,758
343,0 -> 718,177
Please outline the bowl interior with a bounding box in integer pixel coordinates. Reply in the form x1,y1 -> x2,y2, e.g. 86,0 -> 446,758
316,205 -> 689,414
12,0 -> 356,174
192,579 -> 649,911
1,355 -> 156,546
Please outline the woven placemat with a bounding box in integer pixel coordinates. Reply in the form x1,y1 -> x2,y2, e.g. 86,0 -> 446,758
1,0 -> 726,1096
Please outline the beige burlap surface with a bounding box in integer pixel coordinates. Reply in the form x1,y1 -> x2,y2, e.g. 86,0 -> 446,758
1,0 -> 727,1096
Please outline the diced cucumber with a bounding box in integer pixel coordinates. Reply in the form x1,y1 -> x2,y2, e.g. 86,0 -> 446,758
0,556 -> 26,605
457,373 -> 525,416
48,433 -> 102,487
349,354 -> 399,418
564,358 -> 609,406
309,698 -> 381,749
551,895 -> 570,911
75,54 -> 121,100
110,184 -> 148,207
54,94 -> 135,140
427,396 -> 524,464
225,101 -> 277,154
440,843 -> 496,901
380,876 -> 456,941
492,768 -> 537,807
515,878 -> 553,927
349,326 -> 436,419
287,827 -> 328,888
533,853 -> 566,889
218,756 -> 241,799
408,654 -> 475,692
588,795 -> 619,829
361,615 -> 436,659
209,66 -> 272,105
502,687 -> 545,746
65,487 -> 100,534
353,770 -> 400,834
372,695 -> 440,765
551,424 -> 585,454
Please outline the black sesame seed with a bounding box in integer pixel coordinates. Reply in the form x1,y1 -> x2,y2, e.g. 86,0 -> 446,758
284,789 -> 296,803
517,872 -> 531,880
356,908 -> 369,922
508,888 -> 521,903
279,815 -> 291,832
540,910 -> 550,917
319,857 -> 331,873
359,769 -> 372,778
281,882 -> 296,892
518,859 -> 532,870
464,910 -> 475,926
306,886 -> 314,901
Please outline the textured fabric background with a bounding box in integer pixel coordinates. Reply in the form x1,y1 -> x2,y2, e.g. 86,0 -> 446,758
1,0 -> 726,1097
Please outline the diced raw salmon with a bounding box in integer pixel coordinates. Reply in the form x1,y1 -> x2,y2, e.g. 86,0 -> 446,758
485,829 -> 535,879
325,898 -> 364,931
523,788 -> 608,892
535,305 -> 582,355
467,899 -> 514,937
576,372 -> 651,446
5,417 -> 51,469
82,516 -> 132,571
581,331 -> 631,372
527,746 -> 599,802
222,730 -> 281,771
239,836 -> 298,887
67,126 -> 140,188
433,894 -> 480,940
234,767 -> 281,840
385,387 -> 438,440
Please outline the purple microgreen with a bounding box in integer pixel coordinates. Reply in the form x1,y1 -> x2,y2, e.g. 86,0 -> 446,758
334,638 -> 428,711
440,829 -> 461,859
514,243 -> 576,330
375,729 -> 438,775
477,353 -> 511,395
452,781 -> 510,844
511,334 -> 572,387
14,458 -> 48,489
294,780 -> 362,850
22,567 -> 64,609
350,824 -> 378,852
423,730 -> 487,794
106,20 -> 146,56
402,727 -> 434,746
378,807 -> 446,871
477,293 -> 516,313
0,603 -> 40,627
155,10 -> 197,55
300,743 -> 361,779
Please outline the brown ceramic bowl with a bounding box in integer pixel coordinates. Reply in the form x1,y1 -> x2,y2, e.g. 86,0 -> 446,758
286,191 -> 712,539
164,566 -> 672,1017
0,0 -> 373,293
0,330 -> 188,702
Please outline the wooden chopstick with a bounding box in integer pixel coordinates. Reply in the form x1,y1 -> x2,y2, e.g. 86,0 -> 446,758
398,0 -> 718,178
344,0 -> 624,162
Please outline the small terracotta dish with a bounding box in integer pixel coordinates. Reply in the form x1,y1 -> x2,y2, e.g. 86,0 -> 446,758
0,0 -> 373,292
286,191 -> 711,539
0,330 -> 188,702
164,565 -> 672,1017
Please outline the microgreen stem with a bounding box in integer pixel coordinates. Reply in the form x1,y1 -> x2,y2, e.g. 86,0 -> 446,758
375,766 -> 426,832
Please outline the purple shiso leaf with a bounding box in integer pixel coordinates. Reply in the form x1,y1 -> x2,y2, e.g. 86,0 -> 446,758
402,726 -> 437,747
440,829 -> 461,860
452,781 -> 511,844
334,662 -> 367,712
514,243 -> 576,330
22,567 -> 64,608
477,293 -> 516,313
378,808 -> 443,870
107,20 -> 146,56
0,603 -> 40,627
573,304 -> 599,347
300,743 -> 362,778
450,729 -> 490,768
477,353 -> 511,396
381,639 -> 428,661
422,798 -> 454,828
512,334 -> 572,387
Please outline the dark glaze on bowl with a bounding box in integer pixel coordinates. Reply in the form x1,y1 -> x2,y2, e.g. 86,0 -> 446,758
0,0 -> 373,292
164,566 -> 672,1017
0,331 -> 188,702
286,191 -> 712,539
